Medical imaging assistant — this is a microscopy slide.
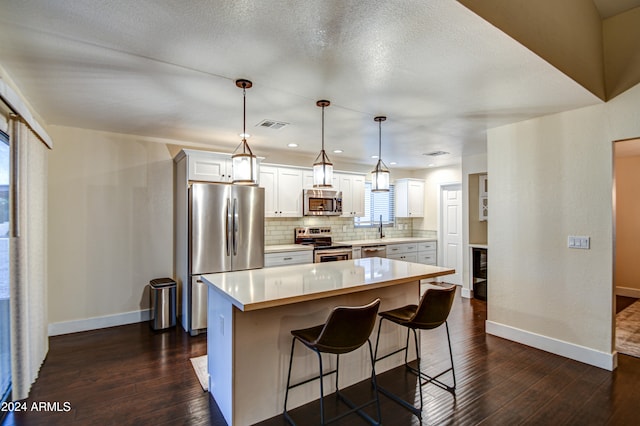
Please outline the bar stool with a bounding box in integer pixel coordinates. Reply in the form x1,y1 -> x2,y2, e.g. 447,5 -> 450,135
283,298 -> 382,425
374,286 -> 456,419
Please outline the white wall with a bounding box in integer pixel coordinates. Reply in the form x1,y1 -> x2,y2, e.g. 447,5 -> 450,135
486,82 -> 640,370
47,126 -> 174,334
412,165 -> 462,232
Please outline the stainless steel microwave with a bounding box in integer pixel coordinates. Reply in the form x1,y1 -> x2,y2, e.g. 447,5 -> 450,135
303,189 -> 342,216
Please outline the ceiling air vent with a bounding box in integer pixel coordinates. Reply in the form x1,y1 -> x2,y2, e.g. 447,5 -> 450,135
256,119 -> 289,130
423,150 -> 450,156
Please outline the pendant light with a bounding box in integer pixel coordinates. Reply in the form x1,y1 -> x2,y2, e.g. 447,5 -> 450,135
232,79 -> 257,185
313,100 -> 334,188
371,115 -> 390,192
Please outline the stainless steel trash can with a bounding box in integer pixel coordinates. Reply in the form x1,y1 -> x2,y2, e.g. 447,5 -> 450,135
149,278 -> 176,330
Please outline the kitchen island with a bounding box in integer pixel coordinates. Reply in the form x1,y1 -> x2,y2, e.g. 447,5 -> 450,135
202,258 -> 455,425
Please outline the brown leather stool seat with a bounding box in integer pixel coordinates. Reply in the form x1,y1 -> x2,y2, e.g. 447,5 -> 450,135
374,286 -> 457,419
284,298 -> 382,425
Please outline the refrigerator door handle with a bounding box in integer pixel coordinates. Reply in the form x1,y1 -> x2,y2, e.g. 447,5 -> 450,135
233,198 -> 239,256
226,198 -> 232,257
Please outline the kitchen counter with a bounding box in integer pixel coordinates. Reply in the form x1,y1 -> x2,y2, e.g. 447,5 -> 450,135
469,243 -> 488,249
202,259 -> 454,425
203,258 -> 453,311
264,243 -> 313,254
337,236 -> 437,246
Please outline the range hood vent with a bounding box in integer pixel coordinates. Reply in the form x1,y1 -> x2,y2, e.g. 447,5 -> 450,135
256,119 -> 289,130
423,150 -> 450,156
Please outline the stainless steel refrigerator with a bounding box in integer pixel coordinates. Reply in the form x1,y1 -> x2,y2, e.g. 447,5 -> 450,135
188,183 -> 264,335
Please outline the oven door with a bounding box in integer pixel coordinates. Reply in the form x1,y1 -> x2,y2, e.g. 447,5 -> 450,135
314,249 -> 353,263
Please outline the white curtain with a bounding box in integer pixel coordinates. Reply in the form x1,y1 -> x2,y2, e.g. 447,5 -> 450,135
9,115 -> 48,401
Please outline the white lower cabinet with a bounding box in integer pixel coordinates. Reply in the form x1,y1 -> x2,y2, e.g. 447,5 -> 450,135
264,250 -> 313,268
352,247 -> 362,259
417,241 -> 437,265
387,241 -> 437,265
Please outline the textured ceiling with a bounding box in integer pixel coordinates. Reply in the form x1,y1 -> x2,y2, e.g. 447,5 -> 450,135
0,0 -> 602,170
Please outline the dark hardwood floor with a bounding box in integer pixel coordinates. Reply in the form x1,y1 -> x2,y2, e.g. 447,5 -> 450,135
616,295 -> 638,314
3,288 -> 640,425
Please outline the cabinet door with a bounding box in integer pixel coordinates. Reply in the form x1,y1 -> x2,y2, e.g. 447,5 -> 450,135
338,174 -> 365,217
188,154 -> 231,182
408,180 -> 424,217
351,175 -> 365,217
259,166 -> 279,217
277,168 -> 303,217
338,174 -> 354,217
388,253 -> 418,263
395,179 -> 425,217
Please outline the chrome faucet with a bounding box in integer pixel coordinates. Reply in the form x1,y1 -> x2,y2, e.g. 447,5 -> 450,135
378,214 -> 384,239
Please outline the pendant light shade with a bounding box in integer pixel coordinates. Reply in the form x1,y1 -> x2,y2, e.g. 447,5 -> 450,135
232,79 -> 257,185
313,100 -> 333,188
371,116 -> 390,192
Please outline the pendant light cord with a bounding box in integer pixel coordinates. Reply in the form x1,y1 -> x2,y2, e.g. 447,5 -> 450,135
378,118 -> 382,159
321,104 -> 325,152
242,85 -> 247,144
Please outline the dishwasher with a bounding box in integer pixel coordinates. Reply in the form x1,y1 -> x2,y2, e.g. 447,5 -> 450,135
361,244 -> 387,258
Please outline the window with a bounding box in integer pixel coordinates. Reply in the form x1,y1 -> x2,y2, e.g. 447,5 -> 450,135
354,182 -> 395,227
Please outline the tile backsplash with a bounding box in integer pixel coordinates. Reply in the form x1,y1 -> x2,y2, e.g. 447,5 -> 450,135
265,217 -> 436,245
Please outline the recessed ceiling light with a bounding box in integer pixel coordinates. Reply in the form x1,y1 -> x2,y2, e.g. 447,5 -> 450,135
333,149 -> 343,154
239,133 -> 251,138
287,143 -> 298,148
427,163 -> 435,167
371,155 -> 378,159
390,161 -> 397,165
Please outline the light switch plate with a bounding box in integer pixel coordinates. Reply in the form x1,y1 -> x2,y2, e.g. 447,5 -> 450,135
568,236 -> 590,249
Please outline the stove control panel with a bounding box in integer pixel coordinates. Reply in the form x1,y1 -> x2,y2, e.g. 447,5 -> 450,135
295,227 -> 332,238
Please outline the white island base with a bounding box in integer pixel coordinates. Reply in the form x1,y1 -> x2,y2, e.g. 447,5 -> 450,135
203,258 -> 455,425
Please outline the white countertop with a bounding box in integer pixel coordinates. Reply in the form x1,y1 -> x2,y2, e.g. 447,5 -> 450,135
338,237 -> 437,247
469,243 -> 488,249
202,258 -> 454,312
264,244 -> 314,254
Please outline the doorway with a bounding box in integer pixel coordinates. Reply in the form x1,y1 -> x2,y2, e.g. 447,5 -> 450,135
613,138 -> 640,358
440,184 -> 462,285
0,129 -> 10,407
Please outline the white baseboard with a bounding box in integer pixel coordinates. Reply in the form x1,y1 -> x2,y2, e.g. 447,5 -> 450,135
48,309 -> 152,336
461,287 -> 472,299
616,286 -> 640,298
486,320 -> 617,371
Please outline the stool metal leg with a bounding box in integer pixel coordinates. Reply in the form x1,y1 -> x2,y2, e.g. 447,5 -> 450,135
374,318 -> 457,420
283,337 -> 297,424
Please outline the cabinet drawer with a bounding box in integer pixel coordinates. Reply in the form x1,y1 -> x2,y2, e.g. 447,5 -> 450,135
264,251 -> 313,268
418,241 -> 436,251
386,243 -> 417,255
387,253 -> 418,263
417,252 -> 437,265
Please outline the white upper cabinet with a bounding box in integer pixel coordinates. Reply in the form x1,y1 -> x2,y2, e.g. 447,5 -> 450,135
395,178 -> 425,217
260,166 -> 303,217
302,170 -> 339,189
337,173 -> 365,217
180,149 -> 233,183
178,149 -> 262,184
479,174 -> 488,221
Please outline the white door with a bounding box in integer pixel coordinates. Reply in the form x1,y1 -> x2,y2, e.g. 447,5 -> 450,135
441,184 -> 462,285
